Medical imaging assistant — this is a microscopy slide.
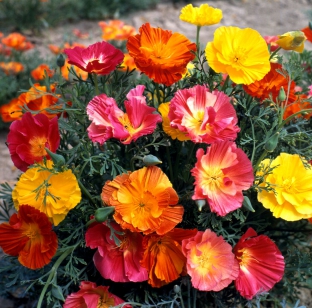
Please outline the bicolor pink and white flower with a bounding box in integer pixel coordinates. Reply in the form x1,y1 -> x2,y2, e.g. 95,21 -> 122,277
168,85 -> 240,144
86,85 -> 162,144
191,141 -> 254,216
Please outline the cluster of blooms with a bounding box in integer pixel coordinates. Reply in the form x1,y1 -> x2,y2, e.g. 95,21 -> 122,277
1,2 -> 312,307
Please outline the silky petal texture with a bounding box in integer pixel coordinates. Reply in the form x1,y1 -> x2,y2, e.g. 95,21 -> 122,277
182,229 -> 239,291
12,161 -> 81,226
87,86 -> 161,145
141,228 -> 197,288
127,23 -> 196,86
205,26 -> 270,85
63,281 -> 130,308
233,228 -> 285,300
85,222 -> 147,282
64,41 -> 124,75
168,85 -> 240,143
158,102 -> 190,141
257,153 -> 312,221
243,62 -> 297,102
191,141 -> 254,216
103,166 -> 183,235
275,31 -> 306,52
7,112 -> 60,172
0,205 -> 58,269
179,4 -> 222,26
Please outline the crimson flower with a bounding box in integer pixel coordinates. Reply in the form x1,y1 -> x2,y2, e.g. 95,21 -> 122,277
85,221 -> 148,282
0,205 -> 58,269
7,112 -> 60,172
87,85 -> 162,144
63,281 -> 131,308
233,228 -> 285,300
64,41 -> 124,75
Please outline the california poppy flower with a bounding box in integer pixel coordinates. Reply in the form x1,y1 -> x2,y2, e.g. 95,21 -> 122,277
275,31 -> 306,53
63,281 -> 131,308
7,112 -> 60,172
87,85 -> 162,145
233,228 -> 285,299
263,35 -> 279,52
0,61 -> 24,75
61,59 -> 89,81
182,229 -> 239,291
64,41 -> 124,75
283,94 -> 312,120
1,32 -> 34,51
191,141 -> 254,216
168,85 -> 240,143
120,53 -> 137,71
141,228 -> 197,288
0,97 -> 25,122
0,205 -> 58,269
205,26 -> 270,85
102,166 -> 184,235
31,64 -> 54,80
85,221 -> 148,282
127,23 -> 196,86
98,20 -> 136,41
243,62 -> 297,103
301,26 -> 312,43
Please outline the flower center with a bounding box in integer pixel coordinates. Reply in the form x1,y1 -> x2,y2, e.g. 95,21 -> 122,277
202,167 -> 224,191
281,177 -> 296,192
97,296 -> 115,308
29,136 -> 48,157
23,223 -> 40,240
118,114 -> 137,136
232,46 -> 248,65
236,247 -> 259,269
198,251 -> 212,269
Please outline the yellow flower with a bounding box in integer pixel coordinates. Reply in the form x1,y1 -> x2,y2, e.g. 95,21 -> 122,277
181,62 -> 195,78
12,161 -> 81,226
158,102 -> 190,141
179,4 -> 222,27
257,153 -> 312,221
205,26 -> 271,85
275,31 -> 306,53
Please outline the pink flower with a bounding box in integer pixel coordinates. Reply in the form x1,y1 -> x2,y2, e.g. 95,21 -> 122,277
85,221 -> 148,282
63,281 -> 131,308
64,41 -> 124,75
7,112 -> 60,172
182,229 -> 239,291
86,85 -> 162,144
191,141 -> 254,216
308,85 -> 312,97
168,85 -> 240,144
263,35 -> 279,52
233,228 -> 285,300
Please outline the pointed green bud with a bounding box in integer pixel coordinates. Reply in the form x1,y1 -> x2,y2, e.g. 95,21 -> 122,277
143,154 -> 162,166
242,196 -> 255,212
94,207 -> 115,223
173,285 -> 181,294
278,86 -> 286,102
264,132 -> 279,152
45,148 -> 66,167
56,53 -> 65,68
195,199 -> 206,211
51,285 -> 65,301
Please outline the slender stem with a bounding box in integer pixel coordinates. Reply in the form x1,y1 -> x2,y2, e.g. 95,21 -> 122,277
269,46 -> 282,60
154,83 -> 162,108
78,179 -> 96,206
279,108 -> 312,129
37,246 -> 75,308
196,26 -> 201,52
166,146 -> 174,182
221,74 -> 230,92
93,73 -> 99,95
187,278 -> 191,308
254,150 -> 268,172
193,288 -> 197,308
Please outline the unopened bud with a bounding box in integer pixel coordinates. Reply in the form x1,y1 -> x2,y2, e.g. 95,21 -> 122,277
195,199 -> 206,211
264,132 -> 279,152
45,148 -> 66,167
242,196 -> 255,212
173,285 -> 181,294
94,207 -> 115,222
278,86 -> 286,102
143,154 -> 162,166
56,53 -> 66,68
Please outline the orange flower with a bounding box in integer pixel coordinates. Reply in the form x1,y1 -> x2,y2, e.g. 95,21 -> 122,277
61,59 -> 89,81
99,20 -> 136,41
0,95 -> 28,122
302,26 -> 312,43
283,94 -> 312,120
101,166 -> 184,235
48,42 -> 86,55
1,32 -> 34,51
0,205 -> 58,269
141,228 -> 197,287
0,61 -> 24,75
31,64 -> 54,80
48,44 -> 62,55
127,23 -> 196,86
120,53 -> 137,71
243,63 -> 297,103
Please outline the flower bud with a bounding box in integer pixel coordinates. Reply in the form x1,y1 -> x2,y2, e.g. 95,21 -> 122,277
143,154 -> 162,166
278,86 -> 286,102
275,31 -> 306,53
264,132 -> 279,153
242,196 -> 255,212
173,285 -> 181,294
195,199 -> 206,211
45,147 -> 66,167
94,207 -> 115,223
56,53 -> 66,68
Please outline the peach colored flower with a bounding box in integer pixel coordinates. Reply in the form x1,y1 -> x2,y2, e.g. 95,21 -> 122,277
1,32 -> 34,51
99,20 -> 136,41
31,64 -> 54,80
0,61 -> 24,75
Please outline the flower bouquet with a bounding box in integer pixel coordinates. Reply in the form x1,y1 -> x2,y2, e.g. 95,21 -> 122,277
1,3 -> 312,308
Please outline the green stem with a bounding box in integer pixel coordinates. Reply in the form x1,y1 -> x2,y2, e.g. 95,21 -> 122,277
269,46 -> 282,60
193,288 -> 197,308
37,246 -> 75,308
196,26 -> 201,52
221,74 -> 230,92
78,179 -> 96,206
279,108 -> 312,129
154,83 -> 162,109
187,279 -> 191,308
166,147 -> 174,182
254,150 -> 269,172
93,73 -> 99,95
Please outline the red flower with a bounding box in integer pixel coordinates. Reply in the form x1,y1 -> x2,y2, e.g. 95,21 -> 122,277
7,112 -> 60,172
85,221 -> 148,282
233,228 -> 285,300
64,41 -> 124,75
63,281 -> 131,308
263,35 -> 279,52
127,23 -> 196,86
0,205 -> 58,269
141,228 -> 197,288
301,26 -> 312,43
